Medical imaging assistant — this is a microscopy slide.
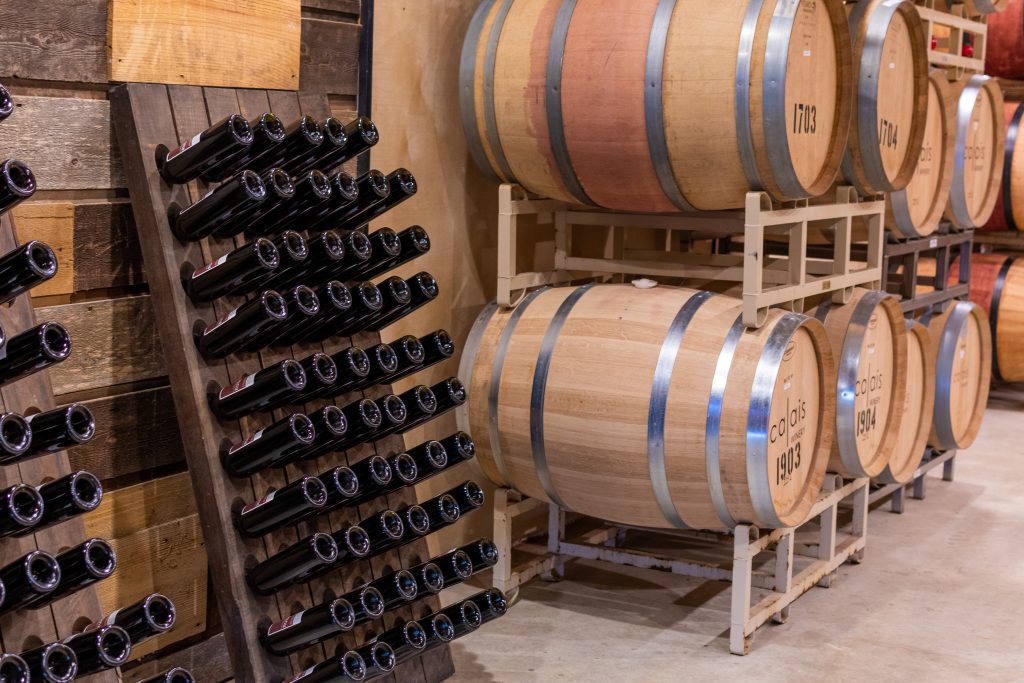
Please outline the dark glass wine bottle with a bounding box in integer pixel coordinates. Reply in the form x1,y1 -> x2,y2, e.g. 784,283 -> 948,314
361,342 -> 400,387
369,394 -> 407,440
335,168 -> 418,232
0,240 -> 58,304
343,585 -> 385,625
356,225 -> 430,280
294,352 -> 338,402
469,588 -> 510,625
0,84 -> 13,122
450,480 -> 486,514
298,404 -> 348,461
307,172 -> 361,232
34,470 -> 103,531
387,452 -> 421,489
157,114 -> 253,184
388,328 -> 454,382
183,237 -> 279,301
356,641 -> 397,680
314,280 -> 381,342
360,275 -> 411,332
264,230 -> 309,290
221,413 -> 316,477
326,345 -> 372,396
25,538 -> 117,607
422,613 -> 456,652
247,532 -> 338,594
380,335 -> 426,384
366,569 -> 418,610
261,597 -> 356,656
375,620 -> 428,664
167,170 -> 266,241
0,483 -> 43,537
393,501 -> 431,537
263,285 -> 319,348
0,413 -> 31,464
405,438 -> 449,474
209,359 -> 306,419
366,271 -> 439,331
90,593 -> 176,644
313,170 -> 389,232
22,404 -> 95,458
321,228 -> 373,283
422,492 -> 461,530
243,167 -> 295,235
18,642 -> 77,683
279,280 -> 351,347
0,654 -> 28,681
442,600 -> 483,639
345,454 -> 392,505
313,465 -> 360,515
296,229 -> 347,287
201,112 -> 287,182
358,509 -> 405,551
399,377 -> 466,432
234,476 -> 329,537
194,290 -> 288,358
317,116 -> 379,172
252,169 -> 331,236
409,561 -> 445,596
0,159 -> 36,216
440,431 -> 476,464
250,116 -> 324,176
64,625 -> 131,674
433,549 -> 474,587
0,550 -> 60,613
138,667 -> 195,683
0,321 -> 72,386
359,227 -> 401,275
397,385 -> 438,428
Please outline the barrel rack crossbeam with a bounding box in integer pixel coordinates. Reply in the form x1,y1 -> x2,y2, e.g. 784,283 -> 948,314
497,184 -> 885,327
492,476 -> 868,656
883,227 -> 973,314
868,448 -> 956,513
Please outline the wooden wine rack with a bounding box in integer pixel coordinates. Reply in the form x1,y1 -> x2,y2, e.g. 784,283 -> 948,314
109,83 -> 454,683
0,210 -> 116,681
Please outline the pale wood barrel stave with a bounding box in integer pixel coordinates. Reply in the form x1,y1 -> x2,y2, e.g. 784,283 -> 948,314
946,75 -> 1006,229
927,301 -> 991,451
983,102 -> 1024,231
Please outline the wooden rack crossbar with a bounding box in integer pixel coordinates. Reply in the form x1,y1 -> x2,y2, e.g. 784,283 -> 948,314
110,83 -> 453,683
917,5 -> 988,75
883,229 -> 973,313
0,212 -> 114,680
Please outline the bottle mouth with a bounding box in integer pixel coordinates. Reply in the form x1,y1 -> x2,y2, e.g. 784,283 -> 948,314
425,442 -> 448,469
335,172 -> 359,202
324,117 -> 348,146
307,353 -> 335,384
393,453 -> 418,484
312,532 -> 340,563
85,538 -> 117,576
263,290 -> 289,320
261,113 -> 287,142
0,85 -> 12,117
358,282 -> 383,310
308,170 -> 332,199
333,467 -> 360,497
370,642 -> 396,672
27,551 -> 61,592
0,654 -> 28,683
71,471 -> 103,510
380,510 -> 405,539
300,115 -> 325,144
322,230 -> 346,260
367,170 -> 390,198
361,586 -> 385,617
359,117 -> 380,145
419,563 -> 444,592
462,481 -> 485,508
374,344 -> 398,373
452,550 -> 473,579
453,432 -> 476,459
410,226 -> 431,253
350,230 -> 373,261
447,378 -> 468,405
405,621 -> 427,649
290,414 -> 317,444
360,400 -> 383,429
256,238 -> 281,269
4,160 -> 36,197
282,231 -> 309,260
478,540 -> 500,567
98,626 -> 131,666
27,241 -> 58,278
326,281 -> 352,311
381,395 -> 407,425
395,570 -> 418,600
488,589 -> 509,616
166,668 -> 195,683
302,476 -> 329,507
403,337 -> 426,364
1,414 -> 31,454
240,170 -> 266,200
331,597 -> 357,630
41,322 -> 73,360
389,279 -> 412,305
435,330 -> 455,357
349,347 -> 371,376
10,485 -> 42,525
416,272 -> 439,298
379,229 -> 401,256
395,168 -> 418,195
405,505 -> 430,534
321,404 -> 346,436
461,601 -> 483,629
438,495 -> 461,524
144,593 -> 178,632
41,645 -> 76,683
282,359 -> 307,391
414,387 -> 438,414
432,614 -> 456,642
342,652 -> 367,681
229,114 -> 255,144
346,525 -> 372,556
368,455 -> 391,485
268,167 -> 295,198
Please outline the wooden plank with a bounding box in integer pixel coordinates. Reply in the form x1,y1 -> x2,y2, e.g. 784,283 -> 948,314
39,296 -> 165,396
0,1 -> 108,83
69,387 -> 184,483
299,18 -> 360,95
302,0 -> 361,16
11,202 -> 75,297
73,201 -> 146,291
109,0 -> 301,90
121,632 -> 232,683
1,95 -> 124,190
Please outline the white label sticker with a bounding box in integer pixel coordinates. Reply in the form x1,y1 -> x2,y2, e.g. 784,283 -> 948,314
929,238 -> 939,248
803,50 -> 811,57
165,132 -> 203,162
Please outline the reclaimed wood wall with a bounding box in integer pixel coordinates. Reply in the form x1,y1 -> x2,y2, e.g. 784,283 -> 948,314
0,1 -> 366,677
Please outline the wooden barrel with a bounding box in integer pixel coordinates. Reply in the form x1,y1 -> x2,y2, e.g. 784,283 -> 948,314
986,0 -> 1024,79
876,321 -> 935,485
887,71 -> 956,237
811,290 -> 908,479
983,102 -> 1024,230
460,283 -> 836,530
460,0 -> 854,211
945,75 -> 1006,229
842,0 -> 929,195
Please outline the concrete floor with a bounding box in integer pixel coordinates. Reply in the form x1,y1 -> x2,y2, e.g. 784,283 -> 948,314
442,399 -> 1024,682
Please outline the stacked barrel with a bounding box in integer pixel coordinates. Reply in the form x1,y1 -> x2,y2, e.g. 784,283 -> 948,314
457,0 -> 1000,531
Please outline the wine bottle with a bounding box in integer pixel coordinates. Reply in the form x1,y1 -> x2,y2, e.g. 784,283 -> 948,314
366,271 -> 439,331
0,240 -> 58,304
422,613 -> 456,651
449,480 -> 486,514
368,276 -> 411,329
370,393 -> 407,439
327,345 -> 372,396
194,289 -> 288,358
358,225 -> 431,281
167,170 -> 266,241
387,452 -> 421,489
0,483 -> 43,537
361,342 -> 400,387
279,280 -> 351,347
375,620 -> 428,664
90,593 -> 177,643
442,600 -> 483,639
374,335 -> 425,384
0,550 -> 60,614
358,509 -> 405,550
0,321 -> 72,386
296,229 -> 347,287
35,470 -> 103,531
335,168 -> 418,232
183,237 -> 280,301
138,667 -> 195,683
157,114 -> 253,184
406,439 -> 449,474
0,84 -> 13,122
365,569 -> 418,610
281,651 -> 366,683
467,588 -> 509,625
262,597 -> 357,656
421,492 -> 461,529
315,170 -> 389,231
24,403 -> 95,458
209,359 -> 307,419
0,413 -> 32,464
18,642 -> 77,683
307,171 -> 362,233
432,549 -> 473,586
0,654 -> 28,682
398,377 -> 466,432
312,281 -> 382,341
295,115 -> 351,176
0,160 -> 36,216
244,167 -> 295,235
440,431 -> 476,464
264,230 -> 310,291
234,476 -> 329,538
397,385 -> 438,428
64,626 -> 131,674
248,532 -> 338,594
263,284 -> 319,349
249,115 -> 324,176
409,561 -> 445,596
221,413 -> 316,476
356,641 -> 397,680
344,585 -> 385,625
316,116 -> 380,172
331,398 -> 382,452
253,170 -> 332,236
298,404 -> 348,461
388,329 -> 454,383
345,454 -> 392,505
315,465 -> 361,514
323,228 -> 373,283
201,112 -> 287,182
295,352 -> 338,402
461,538 -> 501,573
392,502 -> 431,538
25,538 -> 117,607
359,228 -> 401,276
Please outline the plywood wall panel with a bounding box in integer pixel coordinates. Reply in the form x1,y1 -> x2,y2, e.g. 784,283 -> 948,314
0,1 -> 108,83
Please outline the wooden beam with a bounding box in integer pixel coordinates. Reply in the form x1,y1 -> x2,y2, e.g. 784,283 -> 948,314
0,1 -> 108,83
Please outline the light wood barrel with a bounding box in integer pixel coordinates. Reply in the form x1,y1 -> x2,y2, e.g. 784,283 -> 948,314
983,102 -> 1024,231
887,71 -> 956,238
876,321 -> 935,485
945,75 -> 1006,229
986,0 -> 1024,79
460,0 -> 854,211
842,0 -> 929,195
811,290 -> 908,479
926,301 -> 991,450
460,283 -> 836,530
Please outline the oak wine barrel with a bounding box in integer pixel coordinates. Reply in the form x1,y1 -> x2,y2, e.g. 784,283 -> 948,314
986,0 -> 1024,79
876,321 -> 935,485
926,301 -> 991,450
811,289 -> 908,479
983,102 -> 1024,231
887,71 -> 956,238
842,0 -> 929,195
460,283 -> 836,530
460,0 -> 854,211
945,75 -> 1006,229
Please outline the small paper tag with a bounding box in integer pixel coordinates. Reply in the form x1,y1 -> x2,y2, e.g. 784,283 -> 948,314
228,429 -> 263,455
192,253 -> 229,280
165,132 -> 202,162
267,610 -> 304,636
219,373 -> 256,400
240,489 -> 277,515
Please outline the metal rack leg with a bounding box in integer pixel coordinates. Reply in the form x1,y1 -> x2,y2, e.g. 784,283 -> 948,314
943,454 -> 955,482
544,504 -> 565,581
772,533 -> 794,624
890,485 -> 906,514
730,525 -> 753,655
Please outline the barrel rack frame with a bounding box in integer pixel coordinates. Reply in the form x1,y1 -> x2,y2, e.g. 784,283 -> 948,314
915,0 -> 988,77
110,83 -> 453,683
